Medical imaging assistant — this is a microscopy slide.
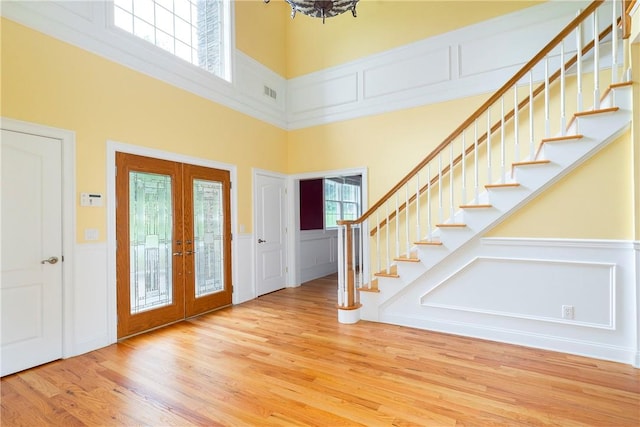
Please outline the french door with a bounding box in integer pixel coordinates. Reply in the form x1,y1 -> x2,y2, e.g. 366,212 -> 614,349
116,153 -> 232,338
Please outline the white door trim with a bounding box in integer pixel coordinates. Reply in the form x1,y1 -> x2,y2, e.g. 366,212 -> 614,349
288,167 -> 368,287
0,117 -> 76,358
252,169 -> 290,293
106,141 -> 238,343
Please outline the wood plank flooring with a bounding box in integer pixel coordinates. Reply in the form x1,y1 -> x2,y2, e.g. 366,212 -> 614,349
2,274 -> 639,426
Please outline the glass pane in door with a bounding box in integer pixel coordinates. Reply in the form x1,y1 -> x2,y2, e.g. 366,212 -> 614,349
193,179 -> 224,297
129,171 -> 173,313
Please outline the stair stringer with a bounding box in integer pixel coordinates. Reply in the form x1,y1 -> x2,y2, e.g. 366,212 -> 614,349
359,85 -> 632,323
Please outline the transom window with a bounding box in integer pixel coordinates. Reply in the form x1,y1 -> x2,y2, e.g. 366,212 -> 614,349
325,176 -> 362,228
113,0 -> 231,81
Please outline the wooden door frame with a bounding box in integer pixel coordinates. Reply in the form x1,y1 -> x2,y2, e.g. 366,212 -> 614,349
107,141 -> 238,343
0,117 -> 76,358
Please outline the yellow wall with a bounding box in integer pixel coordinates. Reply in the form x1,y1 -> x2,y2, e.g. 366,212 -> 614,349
288,90 -> 635,241
487,131 -> 634,239
235,0 -> 288,76
287,93 -> 489,201
1,19 -> 288,241
2,0 -> 635,244
284,0 -> 544,78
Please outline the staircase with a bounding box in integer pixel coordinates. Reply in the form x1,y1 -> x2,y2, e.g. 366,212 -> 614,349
361,82 -> 632,322
336,0 -> 635,346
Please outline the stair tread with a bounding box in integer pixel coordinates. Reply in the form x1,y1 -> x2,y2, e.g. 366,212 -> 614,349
460,204 -> 493,209
414,240 -> 443,246
436,223 -> 466,228
609,81 -> 633,89
541,134 -> 584,143
394,256 -> 421,263
375,265 -> 399,278
485,182 -> 521,189
358,286 -> 380,293
513,159 -> 551,167
574,107 -> 619,117
374,272 -> 400,278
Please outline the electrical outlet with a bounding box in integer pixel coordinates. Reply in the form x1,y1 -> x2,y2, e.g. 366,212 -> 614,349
562,305 -> 574,320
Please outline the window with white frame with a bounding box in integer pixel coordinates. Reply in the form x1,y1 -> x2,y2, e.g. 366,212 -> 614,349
324,176 -> 362,228
113,0 -> 231,81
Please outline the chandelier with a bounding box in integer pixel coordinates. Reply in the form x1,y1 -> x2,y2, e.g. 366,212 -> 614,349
264,0 -> 359,24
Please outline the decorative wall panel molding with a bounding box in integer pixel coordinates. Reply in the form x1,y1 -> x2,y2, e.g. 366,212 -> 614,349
421,256 -> 616,329
286,1 -> 593,129
378,237 -> 638,365
1,0 -> 596,130
299,230 -> 338,283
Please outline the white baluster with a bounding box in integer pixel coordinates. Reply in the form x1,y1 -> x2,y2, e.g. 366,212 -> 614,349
500,96 -> 506,183
611,0 -> 619,93
427,163 -> 432,240
461,133 -> 467,205
529,71 -> 535,159
449,143 -> 454,218
416,172 -> 421,241
359,223 -> 364,290
405,184 -> 410,257
594,10 -> 600,109
395,193 -> 400,258
544,56 -> 550,138
474,120 -> 479,203
376,210 -> 381,274
560,41 -> 567,135
486,109 -> 492,184
514,84 -> 520,162
577,13 -> 583,117
438,153 -> 443,224
385,201 -> 390,272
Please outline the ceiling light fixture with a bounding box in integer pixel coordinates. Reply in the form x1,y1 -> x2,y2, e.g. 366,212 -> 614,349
264,0 -> 359,24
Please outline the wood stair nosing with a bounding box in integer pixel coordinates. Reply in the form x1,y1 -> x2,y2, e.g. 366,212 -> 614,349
566,107 -> 620,131
436,223 -> 467,228
414,240 -> 443,246
485,182 -> 521,189
393,256 -> 421,263
374,265 -> 399,278
512,159 -> 551,168
459,204 -> 493,209
573,106 -> 620,118
600,81 -> 633,102
535,134 -> 584,160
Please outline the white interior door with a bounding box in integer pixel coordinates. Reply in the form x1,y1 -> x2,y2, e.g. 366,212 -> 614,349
255,173 -> 287,296
1,129 -> 63,376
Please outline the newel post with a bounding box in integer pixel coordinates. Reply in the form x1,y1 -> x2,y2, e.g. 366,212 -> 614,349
336,221 -> 361,324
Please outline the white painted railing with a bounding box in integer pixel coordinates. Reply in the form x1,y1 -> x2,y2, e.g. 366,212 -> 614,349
336,0 -> 632,317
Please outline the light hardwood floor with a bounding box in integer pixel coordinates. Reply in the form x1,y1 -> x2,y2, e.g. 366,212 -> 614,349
2,274 -> 639,426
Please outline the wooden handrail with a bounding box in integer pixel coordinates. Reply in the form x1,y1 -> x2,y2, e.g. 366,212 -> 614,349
368,16 -> 616,237
341,0 -> 604,229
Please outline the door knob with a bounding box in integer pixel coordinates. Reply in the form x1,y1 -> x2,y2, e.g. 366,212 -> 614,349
258,238 -> 267,243
41,256 -> 59,265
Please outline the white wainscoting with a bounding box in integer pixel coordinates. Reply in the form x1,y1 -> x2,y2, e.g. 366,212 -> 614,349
286,0 -> 602,129
72,243 -> 110,356
379,238 -> 639,366
299,230 -> 338,284
234,233 -> 255,305
70,233 -> 254,357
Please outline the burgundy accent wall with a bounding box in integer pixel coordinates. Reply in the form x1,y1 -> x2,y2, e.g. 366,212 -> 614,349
299,179 -> 324,230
